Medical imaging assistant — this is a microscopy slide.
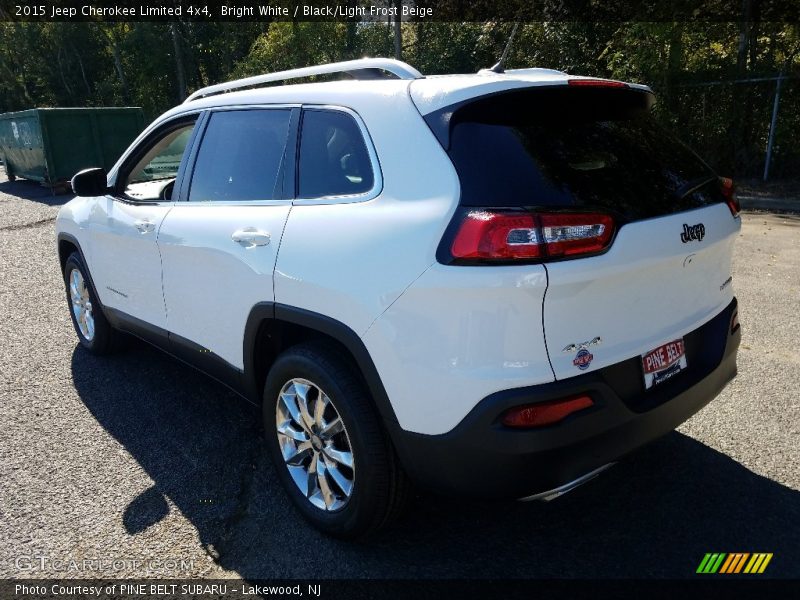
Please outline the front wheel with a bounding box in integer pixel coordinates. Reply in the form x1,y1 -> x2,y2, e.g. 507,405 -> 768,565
63,252 -> 120,355
263,342 -> 408,538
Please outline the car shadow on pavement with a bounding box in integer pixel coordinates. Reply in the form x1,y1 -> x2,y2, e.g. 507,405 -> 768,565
71,340 -> 800,579
0,177 -> 71,206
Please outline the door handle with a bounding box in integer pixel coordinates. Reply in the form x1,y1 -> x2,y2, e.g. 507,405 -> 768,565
134,219 -> 155,234
231,228 -> 271,248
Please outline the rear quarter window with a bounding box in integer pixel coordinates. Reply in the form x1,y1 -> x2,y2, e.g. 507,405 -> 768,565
298,109 -> 374,199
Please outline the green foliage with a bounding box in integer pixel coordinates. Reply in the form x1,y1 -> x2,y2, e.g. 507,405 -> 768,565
234,22 -> 349,76
1,20 -> 798,177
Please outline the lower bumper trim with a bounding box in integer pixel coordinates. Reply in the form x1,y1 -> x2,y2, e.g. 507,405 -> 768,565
518,462 -> 616,502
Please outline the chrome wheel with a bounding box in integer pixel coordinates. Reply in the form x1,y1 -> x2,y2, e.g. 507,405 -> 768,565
276,378 -> 355,511
69,269 -> 95,342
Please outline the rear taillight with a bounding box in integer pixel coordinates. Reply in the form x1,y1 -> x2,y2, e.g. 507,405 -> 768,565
502,395 -> 594,428
539,213 -> 615,257
720,177 -> 740,217
449,210 -> 615,263
450,211 -> 542,260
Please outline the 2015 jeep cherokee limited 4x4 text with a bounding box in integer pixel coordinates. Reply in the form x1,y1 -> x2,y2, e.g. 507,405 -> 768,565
58,58 -> 741,538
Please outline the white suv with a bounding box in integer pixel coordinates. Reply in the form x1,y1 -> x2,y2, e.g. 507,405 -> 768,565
57,58 -> 741,538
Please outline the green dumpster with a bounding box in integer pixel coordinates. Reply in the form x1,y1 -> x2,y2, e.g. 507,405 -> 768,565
0,107 -> 145,187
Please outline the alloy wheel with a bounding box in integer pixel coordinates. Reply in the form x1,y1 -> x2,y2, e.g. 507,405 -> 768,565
275,378 -> 355,511
69,269 -> 95,341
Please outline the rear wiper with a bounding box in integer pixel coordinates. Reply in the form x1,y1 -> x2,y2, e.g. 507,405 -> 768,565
675,176 -> 717,201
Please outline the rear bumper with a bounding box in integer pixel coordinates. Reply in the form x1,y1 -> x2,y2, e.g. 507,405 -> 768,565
391,298 -> 740,499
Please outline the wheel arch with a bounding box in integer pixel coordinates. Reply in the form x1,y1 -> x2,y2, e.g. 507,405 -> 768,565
57,233 -> 105,312
57,232 -> 82,272
243,303 -> 400,429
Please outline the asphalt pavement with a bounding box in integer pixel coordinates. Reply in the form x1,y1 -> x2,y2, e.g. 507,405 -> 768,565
1,170 -> 798,580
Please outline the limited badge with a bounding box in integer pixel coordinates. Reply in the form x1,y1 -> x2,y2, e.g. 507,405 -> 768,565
573,348 -> 594,370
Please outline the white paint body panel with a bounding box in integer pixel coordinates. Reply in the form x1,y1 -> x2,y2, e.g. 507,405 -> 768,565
79,196 -> 172,328
544,203 -> 740,380
158,204 -> 292,369
274,91 -> 459,337
363,263 -> 553,434
410,72 -> 570,115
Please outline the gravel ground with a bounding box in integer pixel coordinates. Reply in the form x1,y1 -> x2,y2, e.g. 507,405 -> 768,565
1,170 -> 798,580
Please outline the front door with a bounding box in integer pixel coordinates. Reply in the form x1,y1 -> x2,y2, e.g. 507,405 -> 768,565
85,118 -> 198,330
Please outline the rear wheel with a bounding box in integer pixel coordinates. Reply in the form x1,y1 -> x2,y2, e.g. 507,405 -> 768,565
263,342 -> 408,538
63,252 -> 120,355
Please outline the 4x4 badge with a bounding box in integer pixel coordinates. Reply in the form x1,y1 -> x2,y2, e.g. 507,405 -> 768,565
681,223 -> 705,243
562,337 -> 602,354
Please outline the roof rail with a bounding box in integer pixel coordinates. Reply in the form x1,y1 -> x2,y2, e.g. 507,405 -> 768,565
184,58 -> 424,103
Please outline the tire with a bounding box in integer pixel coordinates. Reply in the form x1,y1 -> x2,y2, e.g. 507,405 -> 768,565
63,252 -> 120,355
263,342 -> 409,538
7,172 -> 15,182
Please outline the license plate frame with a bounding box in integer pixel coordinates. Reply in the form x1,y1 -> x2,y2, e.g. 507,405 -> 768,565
641,338 -> 687,389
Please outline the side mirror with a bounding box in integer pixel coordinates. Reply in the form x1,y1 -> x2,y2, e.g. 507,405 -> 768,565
71,168 -> 109,197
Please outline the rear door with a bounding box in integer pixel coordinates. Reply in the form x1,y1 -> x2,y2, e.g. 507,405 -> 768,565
441,84 -> 740,381
158,107 -> 297,370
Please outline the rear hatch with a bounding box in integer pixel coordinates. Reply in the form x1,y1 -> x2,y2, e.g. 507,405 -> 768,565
427,82 -> 740,382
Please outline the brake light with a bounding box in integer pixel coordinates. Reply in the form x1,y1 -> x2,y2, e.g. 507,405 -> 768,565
568,78 -> 628,88
720,177 -> 740,217
449,210 -> 614,262
502,395 -> 594,428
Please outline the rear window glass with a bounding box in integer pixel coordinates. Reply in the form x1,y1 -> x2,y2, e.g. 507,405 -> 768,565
443,87 -> 723,220
298,110 -> 374,199
189,109 -> 291,202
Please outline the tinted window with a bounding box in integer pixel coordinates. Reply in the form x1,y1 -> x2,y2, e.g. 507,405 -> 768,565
123,122 -> 195,201
443,87 -> 723,220
189,109 -> 291,202
299,110 -> 374,198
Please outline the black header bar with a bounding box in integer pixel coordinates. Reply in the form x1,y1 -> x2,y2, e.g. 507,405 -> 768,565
0,0 -> 798,22
2,579 -> 800,600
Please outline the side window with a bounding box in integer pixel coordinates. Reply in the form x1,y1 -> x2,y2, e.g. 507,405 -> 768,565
123,122 -> 196,202
189,109 -> 291,202
298,110 -> 374,199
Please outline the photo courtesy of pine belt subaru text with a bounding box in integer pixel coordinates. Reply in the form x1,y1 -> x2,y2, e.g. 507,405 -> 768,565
57,58 -> 742,538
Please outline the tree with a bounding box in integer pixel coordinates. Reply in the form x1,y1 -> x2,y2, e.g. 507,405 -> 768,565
1,21 -> 798,177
